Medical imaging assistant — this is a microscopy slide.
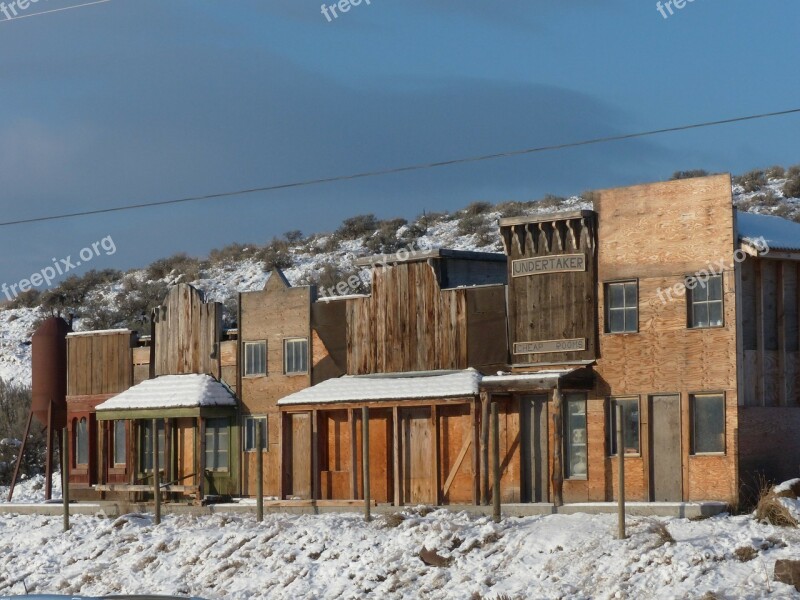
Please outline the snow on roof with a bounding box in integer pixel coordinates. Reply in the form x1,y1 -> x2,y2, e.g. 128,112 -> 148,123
278,369 -> 481,406
482,369 -> 578,385
67,329 -> 131,337
737,210 -> 800,252
96,374 -> 237,412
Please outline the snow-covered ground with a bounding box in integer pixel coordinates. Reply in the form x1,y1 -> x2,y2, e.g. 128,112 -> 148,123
0,506 -> 799,599
0,472 -> 61,504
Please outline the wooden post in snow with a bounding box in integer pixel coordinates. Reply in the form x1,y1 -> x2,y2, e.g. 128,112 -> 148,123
551,386 -> 564,507
617,404 -> 626,540
256,420 -> 264,523
62,428 -> 70,532
362,406 -> 371,522
480,391 -> 490,506
491,401 -> 501,523
153,419 -> 161,526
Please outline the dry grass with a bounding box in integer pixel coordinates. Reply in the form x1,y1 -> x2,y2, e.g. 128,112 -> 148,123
734,546 -> 758,562
646,519 -> 675,547
755,482 -> 798,528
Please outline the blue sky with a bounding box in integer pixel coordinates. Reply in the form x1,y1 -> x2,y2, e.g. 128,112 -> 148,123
0,0 -> 798,288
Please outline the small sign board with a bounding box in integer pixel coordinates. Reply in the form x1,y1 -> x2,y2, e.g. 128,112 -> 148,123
511,253 -> 586,278
514,338 -> 587,355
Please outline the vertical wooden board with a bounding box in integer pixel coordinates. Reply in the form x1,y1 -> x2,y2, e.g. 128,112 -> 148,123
289,412 -> 312,499
439,404 -> 474,504
651,395 -> 682,501
400,407 -> 433,505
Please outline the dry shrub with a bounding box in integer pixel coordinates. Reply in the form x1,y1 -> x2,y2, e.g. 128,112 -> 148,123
646,519 -> 675,547
755,482 -> 798,527
734,545 -> 758,562
380,513 -> 406,528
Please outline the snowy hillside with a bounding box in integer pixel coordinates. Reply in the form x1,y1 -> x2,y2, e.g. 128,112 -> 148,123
1,167 -> 798,388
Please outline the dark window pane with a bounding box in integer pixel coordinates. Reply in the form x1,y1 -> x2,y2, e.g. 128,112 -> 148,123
708,276 -> 723,301
609,284 -> 624,309
624,283 -> 637,307
609,309 -> 625,333
693,395 -> 725,453
691,281 -> 708,302
608,398 -> 640,455
114,421 -> 126,465
709,301 -> 723,327
693,303 -> 709,328
625,308 -> 638,332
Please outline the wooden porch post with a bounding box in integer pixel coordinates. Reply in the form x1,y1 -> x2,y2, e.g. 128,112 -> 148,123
153,419 -> 161,525
552,386 -> 564,507
480,391 -> 490,505
198,417 -> 206,504
491,401 -> 501,523
45,401 -> 55,501
62,428 -> 70,532
256,421 -> 264,522
349,409 -> 358,500
311,410 -> 319,501
431,404 -> 440,506
393,406 -> 401,507
362,406 -> 371,522
471,398 -> 480,506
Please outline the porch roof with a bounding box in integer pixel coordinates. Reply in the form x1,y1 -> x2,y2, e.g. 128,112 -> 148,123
277,369 -> 482,406
738,210 -> 800,253
481,368 -> 591,392
95,374 -> 237,418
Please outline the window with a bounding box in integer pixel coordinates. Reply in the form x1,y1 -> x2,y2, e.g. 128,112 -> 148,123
284,338 -> 308,375
205,418 -> 229,470
607,398 -> 640,456
244,416 -> 268,451
113,420 -> 126,466
140,420 -> 165,472
564,394 -> 587,479
243,341 -> 267,377
606,281 -> 638,333
75,418 -> 89,466
692,394 -> 725,454
688,275 -> 723,328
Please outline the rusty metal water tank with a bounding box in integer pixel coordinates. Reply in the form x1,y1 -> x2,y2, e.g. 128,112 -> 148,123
31,317 -> 71,428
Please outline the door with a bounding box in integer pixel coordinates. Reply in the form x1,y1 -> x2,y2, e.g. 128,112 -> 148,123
650,395 -> 682,502
521,395 -> 549,503
289,413 -> 312,499
400,407 -> 434,504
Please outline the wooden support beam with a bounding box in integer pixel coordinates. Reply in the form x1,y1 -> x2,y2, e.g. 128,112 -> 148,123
431,404 -> 440,505
755,260 -> 766,406
471,399 -> 479,506
393,406 -> 401,507
349,409 -> 358,500
442,432 -> 471,497
480,391 -> 490,506
491,401 -> 501,523
62,428 -> 70,532
778,261 -> 788,407
256,420 -> 264,523
311,410 -> 319,501
362,406 -> 371,522
551,387 -> 564,507
198,417 -> 206,503
164,418 -> 173,485
44,402 -> 54,501
153,419 -> 161,525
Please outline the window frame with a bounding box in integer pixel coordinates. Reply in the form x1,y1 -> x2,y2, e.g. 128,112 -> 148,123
243,415 -> 268,452
283,337 -> 309,375
563,393 -> 588,480
687,274 -> 725,329
242,340 -> 267,378
604,279 -> 639,334
139,420 -> 165,474
607,397 -> 641,457
690,392 -> 726,455
113,420 -> 127,467
205,417 -> 230,472
75,417 -> 89,467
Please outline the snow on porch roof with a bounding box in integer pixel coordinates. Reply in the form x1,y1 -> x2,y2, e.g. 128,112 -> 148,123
96,374 -> 237,413
737,210 -> 800,252
278,369 -> 482,406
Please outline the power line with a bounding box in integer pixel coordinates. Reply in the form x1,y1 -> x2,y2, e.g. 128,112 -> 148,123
2,106 -> 799,228
0,0 -> 112,24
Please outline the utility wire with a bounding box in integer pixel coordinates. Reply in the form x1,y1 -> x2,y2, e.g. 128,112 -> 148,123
1,107 -> 799,228
0,0 -> 112,24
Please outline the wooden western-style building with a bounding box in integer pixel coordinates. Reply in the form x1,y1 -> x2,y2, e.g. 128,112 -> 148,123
42,173 -> 800,507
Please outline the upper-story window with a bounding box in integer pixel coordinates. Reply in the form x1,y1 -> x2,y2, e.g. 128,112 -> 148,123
284,338 -> 308,375
605,281 -> 638,333
688,275 -> 723,328
243,341 -> 267,377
